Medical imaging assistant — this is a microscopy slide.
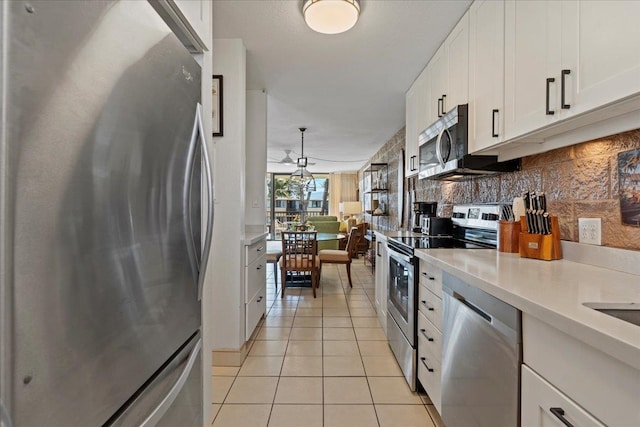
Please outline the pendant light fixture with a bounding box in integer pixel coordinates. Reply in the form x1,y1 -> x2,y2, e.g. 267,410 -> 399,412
289,127 -> 317,192
303,0 -> 361,35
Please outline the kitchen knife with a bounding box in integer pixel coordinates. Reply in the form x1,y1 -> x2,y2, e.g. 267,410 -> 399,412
530,192 -> 539,233
543,212 -> 551,234
539,192 -> 547,213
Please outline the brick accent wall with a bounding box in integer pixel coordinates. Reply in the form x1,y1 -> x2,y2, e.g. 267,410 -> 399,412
361,128 -> 640,250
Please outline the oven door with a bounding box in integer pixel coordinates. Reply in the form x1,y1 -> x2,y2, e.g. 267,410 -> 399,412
387,247 -> 416,346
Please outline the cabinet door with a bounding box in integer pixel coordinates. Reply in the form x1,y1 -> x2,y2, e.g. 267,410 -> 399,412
561,1 -> 640,119
374,239 -> 388,331
172,0 -> 209,49
468,0 -> 506,153
446,12 -> 469,110
504,0 -> 561,140
405,85 -> 419,177
428,45 -> 448,123
415,67 -> 432,138
522,365 -> 606,427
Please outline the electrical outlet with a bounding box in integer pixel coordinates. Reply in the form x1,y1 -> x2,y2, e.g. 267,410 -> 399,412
578,218 -> 602,245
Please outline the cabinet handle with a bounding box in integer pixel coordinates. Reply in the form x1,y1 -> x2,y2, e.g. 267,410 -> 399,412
546,77 -> 555,115
437,97 -> 443,117
377,241 -> 382,257
441,94 -> 446,115
421,272 -> 435,281
257,265 -> 263,270
410,155 -> 417,171
561,69 -> 571,109
256,246 -> 264,252
257,296 -> 263,303
421,300 -> 434,311
420,357 -> 434,372
419,328 -> 434,342
491,109 -> 499,137
549,407 -> 574,427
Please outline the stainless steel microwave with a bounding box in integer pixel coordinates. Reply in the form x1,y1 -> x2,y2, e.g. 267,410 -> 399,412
418,105 -> 520,180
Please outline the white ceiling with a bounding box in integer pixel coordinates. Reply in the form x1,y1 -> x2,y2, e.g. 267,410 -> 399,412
212,0 -> 472,173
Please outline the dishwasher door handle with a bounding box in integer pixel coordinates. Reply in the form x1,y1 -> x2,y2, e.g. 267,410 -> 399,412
454,293 -> 491,323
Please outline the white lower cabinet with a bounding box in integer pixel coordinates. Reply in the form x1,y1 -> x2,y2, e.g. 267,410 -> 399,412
416,264 -> 443,413
374,233 -> 388,332
522,365 -> 605,427
245,238 -> 266,339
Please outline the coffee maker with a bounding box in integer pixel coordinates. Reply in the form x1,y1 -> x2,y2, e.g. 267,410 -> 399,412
412,202 -> 438,232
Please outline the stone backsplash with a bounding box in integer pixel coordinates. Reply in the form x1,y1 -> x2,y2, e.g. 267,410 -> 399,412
360,127 -> 640,251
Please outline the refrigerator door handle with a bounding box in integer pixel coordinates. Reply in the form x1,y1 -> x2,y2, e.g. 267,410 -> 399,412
196,103 -> 214,301
184,105 -> 202,282
138,338 -> 202,427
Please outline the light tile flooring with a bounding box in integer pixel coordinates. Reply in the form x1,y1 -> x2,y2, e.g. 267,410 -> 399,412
212,261 -> 445,427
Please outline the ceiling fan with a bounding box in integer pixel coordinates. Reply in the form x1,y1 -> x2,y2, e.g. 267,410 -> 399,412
268,149 -> 316,165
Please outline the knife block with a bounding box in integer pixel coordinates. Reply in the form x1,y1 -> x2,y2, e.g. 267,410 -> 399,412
518,216 -> 562,260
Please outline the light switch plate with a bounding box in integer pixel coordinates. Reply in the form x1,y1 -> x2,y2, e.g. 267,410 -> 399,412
578,218 -> 602,245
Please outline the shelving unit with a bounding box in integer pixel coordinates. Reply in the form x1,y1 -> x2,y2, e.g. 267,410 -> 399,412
362,163 -> 388,231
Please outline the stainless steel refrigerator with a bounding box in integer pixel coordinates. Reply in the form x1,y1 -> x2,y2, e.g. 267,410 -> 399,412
0,1 -> 213,426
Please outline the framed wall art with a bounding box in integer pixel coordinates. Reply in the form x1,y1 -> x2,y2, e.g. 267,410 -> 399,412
618,148 -> 640,226
212,75 -> 223,137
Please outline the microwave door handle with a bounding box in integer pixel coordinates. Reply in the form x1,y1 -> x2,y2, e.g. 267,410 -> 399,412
435,126 -> 451,169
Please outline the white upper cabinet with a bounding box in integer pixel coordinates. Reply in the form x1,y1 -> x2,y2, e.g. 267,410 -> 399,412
427,45 -> 447,125
504,0 -> 561,141
445,12 -> 470,112
468,0 -> 505,153
405,83 -> 419,177
415,67 -> 431,140
153,0 -> 210,52
561,0 -> 640,118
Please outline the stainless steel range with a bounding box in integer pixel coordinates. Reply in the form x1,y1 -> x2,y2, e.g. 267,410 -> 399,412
386,204 -> 504,390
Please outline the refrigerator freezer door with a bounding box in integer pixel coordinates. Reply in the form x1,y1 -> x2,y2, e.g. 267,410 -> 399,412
1,1 -> 202,425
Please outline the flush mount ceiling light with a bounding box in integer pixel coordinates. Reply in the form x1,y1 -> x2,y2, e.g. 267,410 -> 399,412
303,0 -> 361,35
289,127 -> 316,192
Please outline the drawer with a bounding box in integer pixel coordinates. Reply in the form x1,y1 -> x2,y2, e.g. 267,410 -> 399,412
417,352 -> 441,413
521,365 -> 605,427
245,254 -> 266,303
245,286 -> 266,340
418,284 -> 442,331
419,259 -> 442,298
246,238 -> 267,266
417,310 -> 442,364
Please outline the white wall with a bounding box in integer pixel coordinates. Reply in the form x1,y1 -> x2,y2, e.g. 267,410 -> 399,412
245,90 -> 267,226
208,39 -> 247,351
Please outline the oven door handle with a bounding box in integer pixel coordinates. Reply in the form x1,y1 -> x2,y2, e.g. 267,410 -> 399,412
435,126 -> 451,169
388,248 -> 412,264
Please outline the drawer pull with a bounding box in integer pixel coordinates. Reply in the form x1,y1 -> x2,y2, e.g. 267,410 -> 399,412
256,246 -> 264,252
257,265 -> 263,270
420,357 -> 434,373
257,296 -> 263,303
421,272 -> 435,281
549,407 -> 574,427
420,328 -> 434,342
421,300 -> 435,311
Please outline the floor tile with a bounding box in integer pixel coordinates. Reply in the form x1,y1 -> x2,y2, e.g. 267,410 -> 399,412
348,300 -> 374,308
376,404 -> 434,427
268,308 -> 297,317
263,316 -> 294,327
292,316 -> 322,328
274,377 -> 323,404
323,340 -> 360,356
323,356 -> 366,376
322,317 -> 353,328
354,327 -> 387,341
256,327 -> 291,341
322,308 -> 351,317
225,377 -> 278,404
285,340 -> 322,356
351,317 -> 380,328
323,327 -> 356,341
211,403 -> 221,422
212,376 -> 234,403
268,404 -> 323,427
362,356 -> 404,377
289,327 -> 322,340
212,366 -> 239,377
349,308 -> 378,317
249,340 -> 288,356
324,405 -> 378,427
281,356 -> 323,376
238,356 -> 284,376
368,377 -> 423,404
212,404 -> 271,427
323,377 -> 372,404
357,340 -> 393,356
295,308 -> 323,317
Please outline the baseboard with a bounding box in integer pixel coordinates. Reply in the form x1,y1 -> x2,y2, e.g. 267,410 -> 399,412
212,342 -> 250,367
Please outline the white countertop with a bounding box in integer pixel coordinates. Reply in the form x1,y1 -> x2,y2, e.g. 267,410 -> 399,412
414,248 -> 640,371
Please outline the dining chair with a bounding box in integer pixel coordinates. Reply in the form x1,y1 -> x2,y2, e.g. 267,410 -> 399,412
280,231 -> 320,298
318,226 -> 361,288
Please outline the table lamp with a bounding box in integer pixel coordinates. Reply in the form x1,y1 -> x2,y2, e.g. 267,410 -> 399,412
340,201 -> 362,230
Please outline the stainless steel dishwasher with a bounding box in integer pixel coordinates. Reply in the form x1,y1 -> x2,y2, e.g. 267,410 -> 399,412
441,271 -> 522,427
